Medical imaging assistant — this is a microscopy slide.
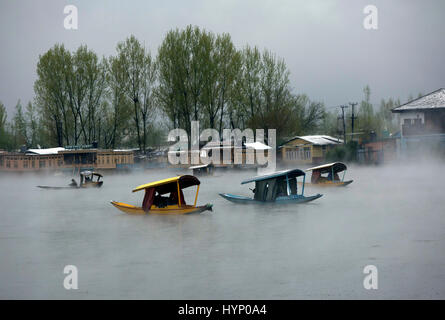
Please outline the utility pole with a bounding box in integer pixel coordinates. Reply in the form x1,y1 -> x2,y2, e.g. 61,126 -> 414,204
339,105 -> 348,144
349,102 -> 358,142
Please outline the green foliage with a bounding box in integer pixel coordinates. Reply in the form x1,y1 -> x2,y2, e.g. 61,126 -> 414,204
112,35 -> 157,151
319,84 -> 404,147
12,100 -> 27,147
157,26 -> 325,143
34,44 -> 108,147
157,26 -> 241,137
0,101 -> 10,149
326,141 -> 358,162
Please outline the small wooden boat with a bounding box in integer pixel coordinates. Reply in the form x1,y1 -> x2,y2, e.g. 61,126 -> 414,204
219,168 -> 322,205
111,175 -> 213,215
37,171 -> 103,189
79,171 -> 103,188
305,162 -> 353,187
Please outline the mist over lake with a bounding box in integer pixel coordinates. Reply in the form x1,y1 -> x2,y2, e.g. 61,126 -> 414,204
1,160 -> 444,299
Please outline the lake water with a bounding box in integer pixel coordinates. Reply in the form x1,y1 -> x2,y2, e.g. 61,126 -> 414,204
1,160 -> 445,299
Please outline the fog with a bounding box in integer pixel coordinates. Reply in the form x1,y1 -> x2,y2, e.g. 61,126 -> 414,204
1,160 -> 445,299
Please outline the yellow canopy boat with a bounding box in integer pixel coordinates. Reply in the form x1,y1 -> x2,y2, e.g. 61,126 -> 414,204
110,175 -> 213,215
305,162 -> 353,187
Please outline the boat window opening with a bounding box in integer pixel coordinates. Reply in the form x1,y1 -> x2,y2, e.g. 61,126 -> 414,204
289,177 -> 298,195
276,178 -> 288,198
264,183 -> 269,201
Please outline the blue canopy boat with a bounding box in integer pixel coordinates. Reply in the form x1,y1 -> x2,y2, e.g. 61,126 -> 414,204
219,168 -> 322,205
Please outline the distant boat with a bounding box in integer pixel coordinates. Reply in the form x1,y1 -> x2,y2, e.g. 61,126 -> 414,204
111,175 -> 213,215
219,168 -> 322,205
37,171 -> 103,189
305,162 -> 353,187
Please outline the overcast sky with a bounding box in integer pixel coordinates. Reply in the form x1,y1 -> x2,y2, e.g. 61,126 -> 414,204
0,0 -> 444,116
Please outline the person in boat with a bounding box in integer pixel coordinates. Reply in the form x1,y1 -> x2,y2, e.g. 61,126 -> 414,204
153,191 -> 168,208
311,171 -> 321,183
327,171 -> 340,182
167,189 -> 186,206
69,179 -> 78,187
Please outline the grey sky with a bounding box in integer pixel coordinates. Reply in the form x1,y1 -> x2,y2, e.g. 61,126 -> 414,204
1,0 -> 444,117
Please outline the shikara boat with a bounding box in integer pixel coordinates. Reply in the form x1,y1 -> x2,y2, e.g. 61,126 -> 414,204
219,169 -> 322,205
189,163 -> 214,176
305,162 -> 353,187
110,175 -> 213,215
79,171 -> 103,188
37,171 -> 103,189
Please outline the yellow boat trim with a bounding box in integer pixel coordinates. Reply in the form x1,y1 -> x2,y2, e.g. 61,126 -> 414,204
132,176 -> 181,192
110,201 -> 209,215
194,184 -> 200,206
177,181 -> 181,206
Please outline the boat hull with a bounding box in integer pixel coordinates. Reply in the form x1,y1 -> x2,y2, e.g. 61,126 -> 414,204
80,181 -> 103,188
37,181 -> 103,189
110,201 -> 213,215
302,180 -> 353,187
218,193 -> 322,205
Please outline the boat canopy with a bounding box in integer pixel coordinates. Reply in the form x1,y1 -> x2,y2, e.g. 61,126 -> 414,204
306,162 -> 347,174
80,171 -> 103,177
188,164 -> 211,170
241,168 -> 305,185
242,169 -> 305,202
133,175 -> 201,212
132,175 -> 200,194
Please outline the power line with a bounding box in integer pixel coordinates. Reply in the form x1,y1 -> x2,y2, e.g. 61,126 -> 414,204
337,105 -> 348,144
349,102 -> 358,141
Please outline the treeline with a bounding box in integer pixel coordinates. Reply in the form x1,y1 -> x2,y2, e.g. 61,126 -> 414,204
0,25 -> 327,151
0,25 -> 409,152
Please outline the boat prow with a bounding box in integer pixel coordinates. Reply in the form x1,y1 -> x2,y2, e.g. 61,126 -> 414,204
37,185 -> 77,190
218,193 -> 256,204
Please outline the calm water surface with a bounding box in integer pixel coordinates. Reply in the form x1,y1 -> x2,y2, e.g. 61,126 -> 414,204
1,162 -> 445,299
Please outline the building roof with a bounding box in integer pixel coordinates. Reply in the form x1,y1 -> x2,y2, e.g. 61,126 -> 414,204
26,147 -> 66,155
282,135 -> 343,146
244,142 -> 272,150
392,88 -> 445,113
